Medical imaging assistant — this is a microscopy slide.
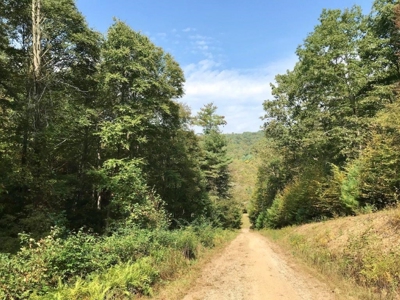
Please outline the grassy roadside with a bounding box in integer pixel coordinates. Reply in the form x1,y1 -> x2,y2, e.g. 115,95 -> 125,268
54,229 -> 236,300
260,207 -> 400,299
150,215 -> 248,299
149,229 -> 238,300
50,229 -> 237,300
1,225 -> 238,299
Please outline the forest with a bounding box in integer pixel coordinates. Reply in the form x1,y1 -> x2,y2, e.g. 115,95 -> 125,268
3,0 -> 400,298
250,0 -> 400,229
0,0 -> 240,298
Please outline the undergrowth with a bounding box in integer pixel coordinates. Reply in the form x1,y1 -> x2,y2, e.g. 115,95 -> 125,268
0,224 -> 235,299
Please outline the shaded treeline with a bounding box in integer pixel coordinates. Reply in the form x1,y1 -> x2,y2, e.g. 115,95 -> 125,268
251,0 -> 400,228
0,0 -> 238,252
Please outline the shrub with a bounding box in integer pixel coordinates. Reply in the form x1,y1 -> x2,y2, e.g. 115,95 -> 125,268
320,164 -> 359,216
211,199 -> 242,229
0,222 -> 230,299
354,102 -> 400,209
261,165 -> 326,228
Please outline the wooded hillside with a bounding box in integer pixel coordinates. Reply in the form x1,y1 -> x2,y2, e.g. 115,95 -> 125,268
251,0 -> 400,229
224,131 -> 263,210
0,0 -> 239,254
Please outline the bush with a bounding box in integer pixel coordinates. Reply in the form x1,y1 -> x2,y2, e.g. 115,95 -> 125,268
0,222 -> 230,299
211,199 -> 242,229
32,258 -> 159,300
355,102 -> 400,209
262,166 -> 326,228
319,164 -> 359,216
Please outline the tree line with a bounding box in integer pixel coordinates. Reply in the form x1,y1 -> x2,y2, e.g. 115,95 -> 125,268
250,0 -> 400,228
0,0 -> 239,253
224,131 -> 263,212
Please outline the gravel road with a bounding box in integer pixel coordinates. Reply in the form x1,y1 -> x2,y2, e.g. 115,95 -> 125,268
182,228 -> 335,300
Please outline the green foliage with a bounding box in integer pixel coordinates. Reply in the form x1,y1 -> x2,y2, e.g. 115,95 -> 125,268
193,102 -> 227,135
249,139 -> 289,226
340,163 -> 361,212
257,162 -> 361,229
224,131 -> 264,159
355,101 -> 400,208
265,166 -> 326,228
0,0 -> 214,252
193,103 -> 241,229
200,130 -> 232,199
319,164 -> 359,216
211,199 -> 242,229
0,223 -> 232,299
253,0 -> 400,228
39,258 -> 159,299
143,126 -> 211,225
224,131 -> 263,210
0,2 -> 237,298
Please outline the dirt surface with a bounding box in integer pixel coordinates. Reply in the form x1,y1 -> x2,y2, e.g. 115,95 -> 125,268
182,227 -> 335,300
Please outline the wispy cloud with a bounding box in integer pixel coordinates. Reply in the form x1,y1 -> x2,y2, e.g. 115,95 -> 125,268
188,34 -> 218,59
181,56 -> 298,133
158,27 -> 297,133
183,27 -> 196,32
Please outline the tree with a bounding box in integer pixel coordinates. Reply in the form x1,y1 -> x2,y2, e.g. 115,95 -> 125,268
254,1 -> 400,228
194,103 -> 240,228
195,103 -> 230,198
194,102 -> 227,134
97,20 -> 211,226
0,0 -> 234,252
0,0 -> 103,250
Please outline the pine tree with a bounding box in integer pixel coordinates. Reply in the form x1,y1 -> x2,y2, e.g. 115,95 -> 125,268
194,103 -> 241,228
195,103 -> 231,199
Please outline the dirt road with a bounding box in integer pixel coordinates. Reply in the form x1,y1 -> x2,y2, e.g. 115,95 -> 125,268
182,228 -> 335,300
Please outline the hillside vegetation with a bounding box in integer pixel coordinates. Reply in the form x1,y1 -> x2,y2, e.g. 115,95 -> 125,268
251,1 -> 400,296
0,224 -> 236,299
250,0 -> 400,230
0,1 -> 239,298
224,131 -> 264,211
263,206 -> 400,299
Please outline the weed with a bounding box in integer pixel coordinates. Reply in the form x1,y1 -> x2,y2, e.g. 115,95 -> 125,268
0,224 -> 236,299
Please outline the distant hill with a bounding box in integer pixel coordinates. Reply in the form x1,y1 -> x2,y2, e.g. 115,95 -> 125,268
224,131 -> 264,210
225,131 -> 264,160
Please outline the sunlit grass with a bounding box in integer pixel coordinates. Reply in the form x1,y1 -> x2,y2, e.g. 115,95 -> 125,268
261,207 -> 400,299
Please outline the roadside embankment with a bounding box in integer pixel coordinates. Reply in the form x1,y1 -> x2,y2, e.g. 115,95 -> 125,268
262,207 -> 400,299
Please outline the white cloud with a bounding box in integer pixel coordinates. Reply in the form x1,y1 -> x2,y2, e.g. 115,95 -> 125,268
183,27 -> 196,32
181,56 -> 298,133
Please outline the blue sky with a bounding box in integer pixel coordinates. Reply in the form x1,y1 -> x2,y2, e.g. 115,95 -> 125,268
76,0 -> 374,133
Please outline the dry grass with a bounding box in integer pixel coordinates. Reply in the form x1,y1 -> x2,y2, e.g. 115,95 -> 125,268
262,206 -> 400,300
147,230 -> 238,300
